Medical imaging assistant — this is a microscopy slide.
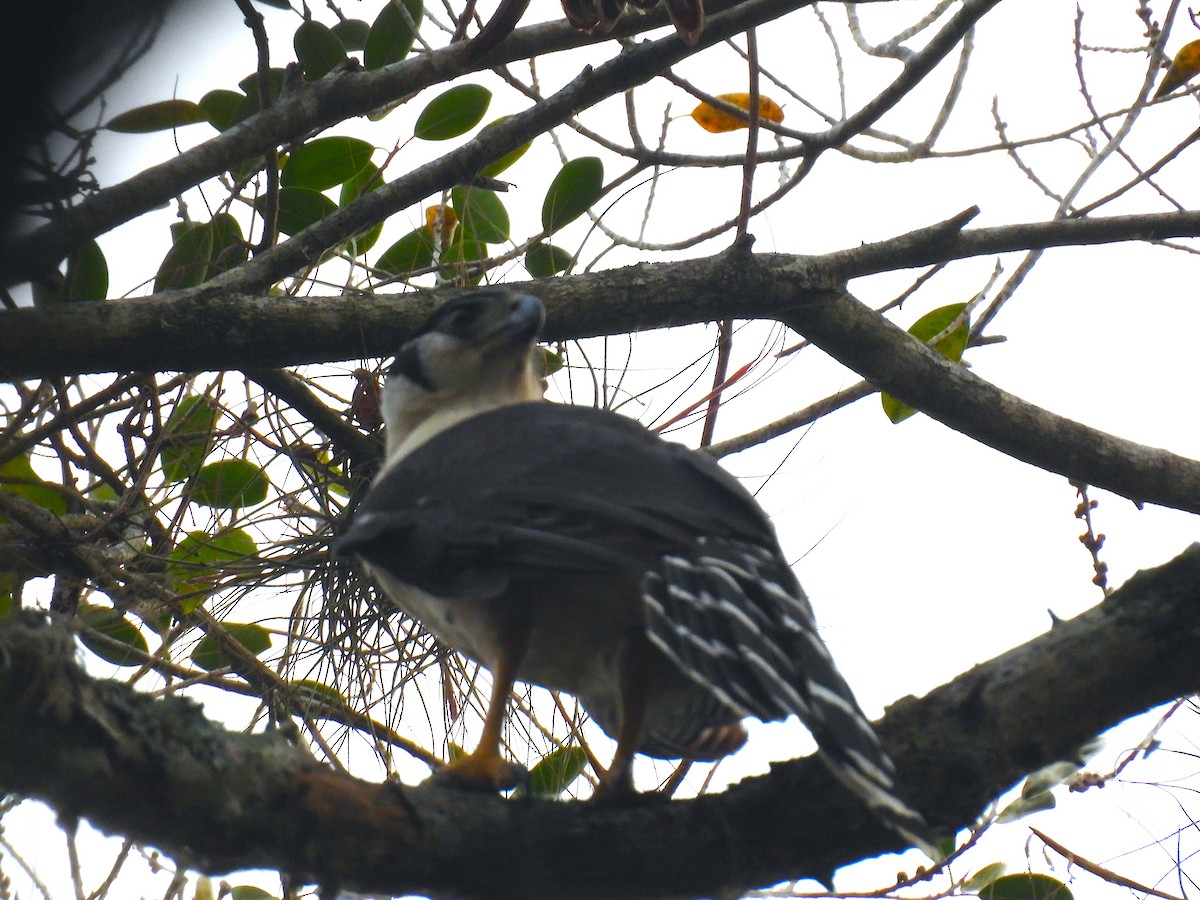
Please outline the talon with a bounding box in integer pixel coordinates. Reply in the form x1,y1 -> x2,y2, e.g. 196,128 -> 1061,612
431,751 -> 527,792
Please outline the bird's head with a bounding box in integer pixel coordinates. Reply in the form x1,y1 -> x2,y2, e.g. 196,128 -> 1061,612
380,290 -> 547,468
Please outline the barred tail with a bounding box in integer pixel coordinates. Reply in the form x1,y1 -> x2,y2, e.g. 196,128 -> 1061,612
642,536 -> 936,857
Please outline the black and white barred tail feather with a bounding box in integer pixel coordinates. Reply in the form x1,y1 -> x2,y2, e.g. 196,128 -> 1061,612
642,537 -> 935,856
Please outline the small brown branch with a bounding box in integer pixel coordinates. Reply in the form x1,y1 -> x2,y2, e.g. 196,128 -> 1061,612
707,379 -> 877,458
244,368 -> 382,475
232,0 -> 280,252
1029,827 -> 1185,900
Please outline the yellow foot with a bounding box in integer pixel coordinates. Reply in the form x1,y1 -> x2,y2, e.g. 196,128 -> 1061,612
430,751 -> 528,793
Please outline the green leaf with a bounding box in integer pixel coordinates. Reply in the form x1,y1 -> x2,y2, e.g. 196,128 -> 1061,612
996,789 -> 1056,823
31,240 -> 108,305
376,228 -> 434,277
332,18 -> 371,51
527,746 -> 588,798
237,68 -> 287,118
85,481 -> 120,503
882,302 -> 970,424
105,99 -> 208,133
979,875 -> 1073,900
159,395 -> 220,483
190,460 -> 270,509
525,242 -> 572,277
281,136 -> 375,191
414,84 -> 492,140
541,156 -> 603,232
153,215 -> 246,290
170,528 -> 259,612
199,89 -> 247,132
451,185 -> 509,244
1021,760 -> 1080,796
535,347 -> 565,377
260,187 -> 338,236
963,863 -> 1008,893
65,239 -> 109,301
229,887 -> 276,900
191,623 -> 273,671
207,213 -> 248,277
907,302 -> 970,358
339,163 -> 385,255
0,455 -> 68,517
294,19 -> 347,80
155,222 -> 215,291
440,237 -> 488,285
364,0 -> 423,69
340,162 -> 383,206
77,603 -> 149,666
478,117 -> 531,177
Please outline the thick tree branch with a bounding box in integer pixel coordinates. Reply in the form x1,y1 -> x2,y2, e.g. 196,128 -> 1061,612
5,210 -> 1199,380
772,280 -> 1200,514
3,215 -> 1200,515
2,545 -> 1199,898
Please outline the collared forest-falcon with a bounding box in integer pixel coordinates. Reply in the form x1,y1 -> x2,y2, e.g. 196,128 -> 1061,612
336,289 -> 930,852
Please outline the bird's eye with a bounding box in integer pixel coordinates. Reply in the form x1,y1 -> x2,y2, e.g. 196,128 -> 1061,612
441,304 -> 479,334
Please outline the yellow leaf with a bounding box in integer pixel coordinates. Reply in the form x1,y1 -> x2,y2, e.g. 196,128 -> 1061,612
691,93 -> 784,134
1154,39 -> 1200,99
424,204 -> 458,245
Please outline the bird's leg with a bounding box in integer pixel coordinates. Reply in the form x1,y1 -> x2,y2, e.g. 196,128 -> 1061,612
594,641 -> 657,799
434,625 -> 529,792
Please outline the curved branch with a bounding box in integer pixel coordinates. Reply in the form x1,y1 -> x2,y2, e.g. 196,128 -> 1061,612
771,278 -> 1200,514
3,545 -> 1200,898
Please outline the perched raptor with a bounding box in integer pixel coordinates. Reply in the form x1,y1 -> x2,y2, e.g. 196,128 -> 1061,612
337,289 -> 930,851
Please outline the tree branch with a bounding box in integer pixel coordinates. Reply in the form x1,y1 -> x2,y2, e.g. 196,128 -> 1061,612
4,214 -> 1200,515
3,544 -> 1200,898
6,210 -> 1199,380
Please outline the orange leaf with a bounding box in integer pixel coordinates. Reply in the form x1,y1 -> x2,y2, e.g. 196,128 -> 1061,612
424,204 -> 458,245
691,93 -> 784,133
1154,39 -> 1200,99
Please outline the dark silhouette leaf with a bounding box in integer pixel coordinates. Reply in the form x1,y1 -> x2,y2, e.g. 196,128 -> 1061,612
542,156 -> 603,232
190,460 -> 270,510
414,84 -> 492,140
106,99 -> 208,133
294,19 -> 347,80
364,0 -> 423,69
